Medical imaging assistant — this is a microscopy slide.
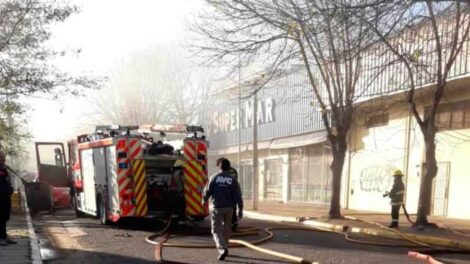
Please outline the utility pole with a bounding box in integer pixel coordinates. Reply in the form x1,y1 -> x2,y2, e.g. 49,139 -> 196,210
252,92 -> 258,210
238,57 -> 242,177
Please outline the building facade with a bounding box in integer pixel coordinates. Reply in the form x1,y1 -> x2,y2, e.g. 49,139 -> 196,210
200,11 -> 470,219
200,70 -> 335,205
348,82 -> 470,219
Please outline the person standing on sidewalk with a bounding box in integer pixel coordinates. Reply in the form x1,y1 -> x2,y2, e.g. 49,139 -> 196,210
0,150 -> 17,246
216,157 -> 240,232
383,169 -> 405,228
203,158 -> 243,261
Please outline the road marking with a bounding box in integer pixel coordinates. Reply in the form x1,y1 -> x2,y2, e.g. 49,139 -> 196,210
20,187 -> 43,264
46,226 -> 86,250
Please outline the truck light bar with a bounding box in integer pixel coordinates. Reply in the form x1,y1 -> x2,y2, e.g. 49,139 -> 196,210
139,124 -> 204,134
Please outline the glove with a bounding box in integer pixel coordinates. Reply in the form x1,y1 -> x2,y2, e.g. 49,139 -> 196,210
237,210 -> 243,220
383,191 -> 389,198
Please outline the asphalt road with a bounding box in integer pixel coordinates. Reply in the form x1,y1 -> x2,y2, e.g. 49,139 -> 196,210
31,209 -> 470,264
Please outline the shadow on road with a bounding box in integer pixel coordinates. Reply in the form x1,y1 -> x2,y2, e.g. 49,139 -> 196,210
44,248 -> 159,264
42,248 -> 207,264
33,209 -> 170,232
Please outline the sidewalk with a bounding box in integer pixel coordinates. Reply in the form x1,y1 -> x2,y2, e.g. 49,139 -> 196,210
0,189 -> 42,264
244,200 -> 470,251
0,212 -> 31,263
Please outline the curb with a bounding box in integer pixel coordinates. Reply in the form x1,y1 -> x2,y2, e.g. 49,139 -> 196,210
349,226 -> 470,251
244,211 -> 299,223
245,211 -> 344,232
20,186 -> 43,264
245,210 -> 470,251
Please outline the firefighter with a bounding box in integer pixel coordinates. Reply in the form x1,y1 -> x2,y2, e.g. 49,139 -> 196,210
168,160 -> 185,219
203,158 -> 243,261
0,150 -> 16,246
216,157 -> 240,232
383,169 -> 405,228
54,148 -> 64,166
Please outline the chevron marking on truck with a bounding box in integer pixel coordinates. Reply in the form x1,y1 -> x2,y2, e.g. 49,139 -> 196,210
117,139 -> 134,216
184,185 -> 199,215
196,140 -> 209,215
132,159 -> 148,216
129,139 -> 142,160
183,140 -> 205,216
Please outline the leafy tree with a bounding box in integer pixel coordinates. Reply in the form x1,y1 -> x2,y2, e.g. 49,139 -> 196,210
0,0 -> 98,159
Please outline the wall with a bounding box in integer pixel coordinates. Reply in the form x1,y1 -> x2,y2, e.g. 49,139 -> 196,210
348,108 -> 409,212
432,91 -> 470,219
348,84 -> 470,219
435,130 -> 470,218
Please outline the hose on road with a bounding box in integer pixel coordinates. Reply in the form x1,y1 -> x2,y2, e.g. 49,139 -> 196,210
146,221 -> 320,263
145,217 -> 432,263
145,211 -> 470,263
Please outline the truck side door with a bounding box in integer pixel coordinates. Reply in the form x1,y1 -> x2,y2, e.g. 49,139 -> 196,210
35,142 -> 69,187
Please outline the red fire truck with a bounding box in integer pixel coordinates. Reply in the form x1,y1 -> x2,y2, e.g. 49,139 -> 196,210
35,124 -> 209,224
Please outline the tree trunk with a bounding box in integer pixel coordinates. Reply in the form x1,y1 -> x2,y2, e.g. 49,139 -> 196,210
416,131 -> 438,226
329,136 -> 347,219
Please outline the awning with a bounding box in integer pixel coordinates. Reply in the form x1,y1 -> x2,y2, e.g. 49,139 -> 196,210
208,130 -> 327,155
269,131 -> 327,149
208,140 -> 271,156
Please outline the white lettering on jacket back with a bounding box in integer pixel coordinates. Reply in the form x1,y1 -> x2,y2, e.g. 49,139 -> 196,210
215,176 -> 233,185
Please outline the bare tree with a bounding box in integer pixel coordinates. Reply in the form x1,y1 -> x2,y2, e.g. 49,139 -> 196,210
193,0 -> 381,218
85,47 -> 214,128
351,1 -> 470,225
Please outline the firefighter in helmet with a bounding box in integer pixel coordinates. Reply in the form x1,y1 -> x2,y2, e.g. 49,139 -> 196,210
383,169 -> 405,228
216,157 -> 240,232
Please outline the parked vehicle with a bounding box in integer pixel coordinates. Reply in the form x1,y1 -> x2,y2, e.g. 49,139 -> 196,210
35,124 -> 209,224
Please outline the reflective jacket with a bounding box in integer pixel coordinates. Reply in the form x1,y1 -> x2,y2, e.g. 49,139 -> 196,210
388,179 -> 405,205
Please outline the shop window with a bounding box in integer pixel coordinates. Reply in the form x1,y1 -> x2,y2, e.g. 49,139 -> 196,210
432,101 -> 470,131
288,146 -> 331,205
436,110 -> 451,130
288,147 -> 307,202
451,108 -> 464,130
464,106 -> 470,127
264,158 -> 283,200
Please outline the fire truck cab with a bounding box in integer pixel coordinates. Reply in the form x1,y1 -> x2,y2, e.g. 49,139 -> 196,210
35,124 -> 209,224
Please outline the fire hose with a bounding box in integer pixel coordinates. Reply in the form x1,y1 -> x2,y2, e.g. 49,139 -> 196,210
145,219 -> 319,263
6,165 -> 28,185
145,204 -> 470,263
344,214 -> 470,264
401,204 -> 416,225
144,216 -> 431,263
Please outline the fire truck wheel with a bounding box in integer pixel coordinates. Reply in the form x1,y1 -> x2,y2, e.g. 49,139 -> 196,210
98,196 -> 109,225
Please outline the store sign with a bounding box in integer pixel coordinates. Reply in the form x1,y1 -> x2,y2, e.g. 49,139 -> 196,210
210,98 -> 275,134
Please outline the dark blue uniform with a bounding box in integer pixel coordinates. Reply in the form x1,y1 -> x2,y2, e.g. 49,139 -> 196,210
203,171 -> 243,209
0,167 -> 13,239
203,171 -> 243,256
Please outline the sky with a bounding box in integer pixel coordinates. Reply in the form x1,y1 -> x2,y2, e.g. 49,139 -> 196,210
25,0 -> 204,169
29,0 -> 204,140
